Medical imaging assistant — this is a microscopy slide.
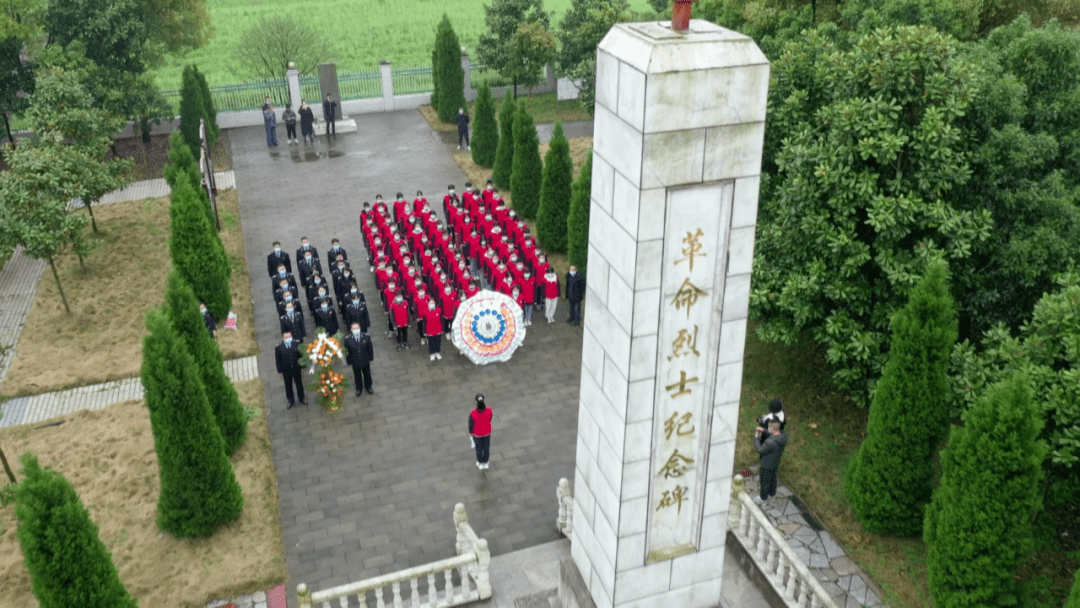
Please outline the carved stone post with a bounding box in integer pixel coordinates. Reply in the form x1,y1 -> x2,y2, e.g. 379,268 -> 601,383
296,582 -> 313,608
475,538 -> 493,599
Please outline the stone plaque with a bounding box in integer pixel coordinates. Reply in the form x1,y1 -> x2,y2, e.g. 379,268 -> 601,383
645,181 -> 734,563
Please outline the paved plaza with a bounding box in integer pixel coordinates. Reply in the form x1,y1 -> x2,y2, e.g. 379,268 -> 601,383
230,113 -> 585,602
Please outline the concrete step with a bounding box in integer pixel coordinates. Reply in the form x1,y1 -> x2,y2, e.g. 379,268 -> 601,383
513,588 -> 558,608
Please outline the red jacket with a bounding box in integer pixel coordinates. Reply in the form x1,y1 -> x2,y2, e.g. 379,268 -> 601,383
543,275 -> 560,299
440,292 -> 459,319
390,299 -> 410,327
423,306 -> 443,336
470,407 -> 492,436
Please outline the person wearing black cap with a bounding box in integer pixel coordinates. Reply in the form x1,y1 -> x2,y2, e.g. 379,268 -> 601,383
469,394 -> 493,470
757,398 -> 786,431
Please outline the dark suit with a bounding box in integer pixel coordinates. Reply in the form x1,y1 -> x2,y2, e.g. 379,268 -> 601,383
327,245 -> 348,264
271,273 -> 299,299
323,99 -> 338,133
314,305 -> 340,336
279,312 -> 306,342
277,300 -> 305,323
274,340 -> 306,406
566,271 -> 586,324
203,310 -> 217,336
296,256 -> 322,284
267,251 -> 292,278
344,300 -> 371,332
296,244 -> 319,264
344,332 -> 374,394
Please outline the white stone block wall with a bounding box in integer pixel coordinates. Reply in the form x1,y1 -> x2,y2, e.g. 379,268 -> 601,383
571,20 -> 767,608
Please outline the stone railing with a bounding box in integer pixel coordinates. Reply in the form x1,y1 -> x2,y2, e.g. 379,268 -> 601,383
728,475 -> 839,608
557,478 -> 573,538
296,503 -> 492,608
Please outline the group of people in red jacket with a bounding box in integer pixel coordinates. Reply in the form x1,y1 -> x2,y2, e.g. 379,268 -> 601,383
360,180 -> 566,362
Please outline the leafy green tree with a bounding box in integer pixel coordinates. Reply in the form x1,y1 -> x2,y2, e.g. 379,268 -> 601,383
1067,568 -> 1080,608
179,64 -> 205,158
432,14 -> 466,123
491,94 -> 517,189
44,0 -> 147,75
0,142 -> 92,313
536,122 -> 573,252
840,0 -> 981,40
164,271 -> 246,455
0,36 -> 34,145
510,103 -> 543,218
750,26 -> 992,406
477,0 -> 551,95
15,452 -> 138,608
507,22 -> 557,96
141,309 -> 243,537
471,81 -> 499,167
133,0 -> 212,64
567,151 -> 592,275
169,175 -> 232,319
924,374 -> 1045,608
949,273 -> 1080,506
844,261 -> 957,536
193,65 -> 219,147
646,0 -> 667,13
233,16 -> 332,82
555,0 -> 634,115
696,0 -> 812,58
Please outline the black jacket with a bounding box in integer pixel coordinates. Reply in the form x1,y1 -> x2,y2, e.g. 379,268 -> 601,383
279,312 -> 306,342
344,300 -> 371,331
275,340 -> 303,374
203,310 -> 217,335
267,251 -> 292,278
566,272 -> 586,303
345,333 -> 375,367
297,256 -> 322,283
272,276 -> 300,302
327,245 -> 348,264
457,111 -> 470,131
753,431 -> 789,470
323,99 -> 338,121
314,305 -> 340,336
296,244 -> 319,264
277,297 -> 304,319
299,106 -> 315,129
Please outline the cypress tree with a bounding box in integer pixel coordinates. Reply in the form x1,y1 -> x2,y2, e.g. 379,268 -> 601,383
192,65 -> 219,148
164,271 -> 247,455
924,374 -> 1045,608
471,81 -> 498,167
510,103 -> 543,219
433,14 -> 466,123
536,121 -> 574,252
1067,568 -> 1080,608
169,176 -> 232,319
141,310 -> 244,537
567,151 -> 592,276
491,94 -> 516,189
15,453 -> 138,608
844,260 -> 958,536
164,131 -> 216,231
178,65 -> 204,158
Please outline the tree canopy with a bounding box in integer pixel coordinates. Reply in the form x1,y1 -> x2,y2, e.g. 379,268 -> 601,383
477,0 -> 551,90
233,16 -> 332,81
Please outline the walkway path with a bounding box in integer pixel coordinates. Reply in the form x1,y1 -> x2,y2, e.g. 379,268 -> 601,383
0,171 -> 236,388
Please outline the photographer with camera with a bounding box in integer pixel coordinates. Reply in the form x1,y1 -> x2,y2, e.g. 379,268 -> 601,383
753,415 -> 789,506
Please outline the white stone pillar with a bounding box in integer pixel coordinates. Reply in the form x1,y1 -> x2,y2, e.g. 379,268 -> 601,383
380,60 -> 395,111
462,50 -> 475,102
570,20 -> 768,608
286,63 -> 302,109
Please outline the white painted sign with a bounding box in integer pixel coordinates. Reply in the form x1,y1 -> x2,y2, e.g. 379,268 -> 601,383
646,181 -> 734,563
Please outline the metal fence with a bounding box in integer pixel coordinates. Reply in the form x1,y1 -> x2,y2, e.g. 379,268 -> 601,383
392,65 -> 434,95
470,64 -> 512,89
339,68 -> 383,100
161,78 -> 289,113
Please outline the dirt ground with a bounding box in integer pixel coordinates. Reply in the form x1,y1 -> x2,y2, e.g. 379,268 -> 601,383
0,189 -> 257,398
0,379 -> 286,607
109,131 -> 233,182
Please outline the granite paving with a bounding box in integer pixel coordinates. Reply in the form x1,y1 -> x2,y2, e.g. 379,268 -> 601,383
228,114 -> 583,606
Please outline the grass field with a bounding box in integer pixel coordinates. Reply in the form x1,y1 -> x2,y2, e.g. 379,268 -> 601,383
152,0 -> 656,89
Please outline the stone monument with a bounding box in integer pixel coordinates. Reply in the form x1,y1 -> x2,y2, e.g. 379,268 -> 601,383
569,19 -> 768,608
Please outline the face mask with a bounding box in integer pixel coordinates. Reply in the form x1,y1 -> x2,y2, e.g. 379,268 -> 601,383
274,247 -> 280,253
352,329 -> 361,335
570,271 -> 577,276
303,243 -> 310,249
314,278 -> 321,284
286,308 -> 294,315
395,297 -> 403,303
285,295 -> 292,302
285,338 -> 292,346
333,244 -> 340,249
449,190 -> 455,194
351,287 -> 358,293
280,284 -> 288,291
319,291 -> 326,297
305,256 -> 312,262
352,298 -> 359,304
322,304 -> 328,310
279,270 -> 286,276
344,272 -> 350,278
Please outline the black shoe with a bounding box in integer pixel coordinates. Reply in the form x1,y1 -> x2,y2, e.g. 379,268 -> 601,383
300,399 -> 308,406
286,401 -> 295,409
356,391 -> 362,397
366,388 -> 374,395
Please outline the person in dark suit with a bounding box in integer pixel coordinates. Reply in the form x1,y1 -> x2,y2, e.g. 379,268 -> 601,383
296,236 -> 319,266
297,249 -> 322,285
344,294 -> 370,333
313,299 -> 340,336
322,94 -> 338,135
267,241 -> 291,278
299,99 -> 315,143
328,238 -> 347,263
344,322 -> 375,396
276,290 -> 304,318
271,265 -> 299,298
275,332 -> 306,409
280,301 -> 306,342
201,301 -> 217,337
566,265 -> 586,325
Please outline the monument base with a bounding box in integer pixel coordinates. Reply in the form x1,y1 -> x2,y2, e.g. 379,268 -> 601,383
321,117 -> 358,135
560,557 -> 598,608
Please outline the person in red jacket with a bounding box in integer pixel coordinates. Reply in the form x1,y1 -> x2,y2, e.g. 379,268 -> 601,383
423,298 -> 444,361
518,269 -> 536,326
390,292 -> 411,350
542,269 -> 561,323
468,394 -> 493,470
440,285 -> 459,338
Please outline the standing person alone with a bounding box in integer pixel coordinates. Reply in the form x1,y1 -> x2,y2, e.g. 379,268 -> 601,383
323,94 -> 337,136
468,394 -> 492,470
565,266 -> 586,325
298,100 -> 315,143
542,269 -> 560,323
753,420 -> 789,505
457,107 -> 470,150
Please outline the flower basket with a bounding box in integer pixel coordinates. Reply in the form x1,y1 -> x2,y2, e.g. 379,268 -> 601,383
305,334 -> 350,411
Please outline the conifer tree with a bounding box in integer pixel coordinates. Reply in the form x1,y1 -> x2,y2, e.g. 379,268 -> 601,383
164,131 -> 216,231
192,65 -> 219,148
536,121 -> 574,252
169,175 -> 232,319
15,453 -> 138,608
491,94 -> 516,189
178,65 -> 205,158
141,310 -> 244,537
510,103 -> 543,218
433,14 -> 466,123
164,271 -> 246,455
567,152 -> 592,275
844,260 -> 958,536
471,81 -> 498,167
924,374 -> 1045,608
1067,568 -> 1080,608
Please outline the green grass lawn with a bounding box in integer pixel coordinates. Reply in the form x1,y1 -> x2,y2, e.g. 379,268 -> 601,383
152,0 -> 656,89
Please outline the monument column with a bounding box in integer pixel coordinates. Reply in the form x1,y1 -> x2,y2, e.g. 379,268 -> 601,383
570,20 -> 768,607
